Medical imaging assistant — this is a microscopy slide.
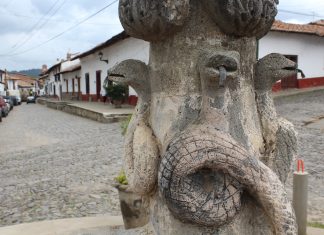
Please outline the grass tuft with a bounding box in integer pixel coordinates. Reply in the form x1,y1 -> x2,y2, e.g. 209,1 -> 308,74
307,221 -> 324,229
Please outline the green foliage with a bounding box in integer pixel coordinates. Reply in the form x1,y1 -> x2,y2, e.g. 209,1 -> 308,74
120,114 -> 132,136
115,170 -> 128,185
308,221 -> 324,229
106,83 -> 127,101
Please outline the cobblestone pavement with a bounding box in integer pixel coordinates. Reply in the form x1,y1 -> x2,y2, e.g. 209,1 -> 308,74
0,90 -> 323,228
0,104 -> 124,227
275,90 -> 324,224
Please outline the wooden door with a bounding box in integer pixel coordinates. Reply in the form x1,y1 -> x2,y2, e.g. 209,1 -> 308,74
281,55 -> 298,89
72,79 -> 75,95
77,77 -> 81,95
96,71 -> 101,100
85,73 -> 90,95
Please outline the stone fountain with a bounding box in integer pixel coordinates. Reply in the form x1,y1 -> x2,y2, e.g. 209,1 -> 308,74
109,0 -> 298,234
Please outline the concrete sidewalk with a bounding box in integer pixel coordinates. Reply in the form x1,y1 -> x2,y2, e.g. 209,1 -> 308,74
273,86 -> 324,98
0,216 -> 124,235
37,98 -> 134,123
0,215 -> 322,235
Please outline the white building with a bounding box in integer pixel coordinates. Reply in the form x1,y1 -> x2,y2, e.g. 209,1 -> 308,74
259,20 -> 324,89
73,32 -> 149,103
0,70 -> 5,96
42,20 -> 324,100
6,74 -> 19,91
46,62 -> 61,99
60,60 -> 81,100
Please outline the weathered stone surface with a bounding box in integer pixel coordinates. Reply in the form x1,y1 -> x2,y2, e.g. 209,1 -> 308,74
255,53 -> 298,183
202,0 -> 278,38
109,60 -> 160,195
119,0 -> 190,41
117,0 -> 297,234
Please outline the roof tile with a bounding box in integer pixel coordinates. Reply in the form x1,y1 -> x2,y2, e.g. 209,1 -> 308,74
272,20 -> 324,37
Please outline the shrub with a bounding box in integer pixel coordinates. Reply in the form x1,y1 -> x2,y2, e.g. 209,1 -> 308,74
106,83 -> 127,101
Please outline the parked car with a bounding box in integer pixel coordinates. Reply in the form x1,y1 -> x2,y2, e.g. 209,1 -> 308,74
8,96 -> 18,106
26,96 -> 36,104
7,90 -> 21,105
5,101 -> 11,112
0,96 -> 9,117
15,96 -> 21,105
3,96 -> 14,110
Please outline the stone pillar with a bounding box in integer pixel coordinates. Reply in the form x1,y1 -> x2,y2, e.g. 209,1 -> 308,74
293,161 -> 308,235
110,0 -> 298,234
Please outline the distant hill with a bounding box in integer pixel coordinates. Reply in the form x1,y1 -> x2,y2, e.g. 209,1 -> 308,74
9,69 -> 41,78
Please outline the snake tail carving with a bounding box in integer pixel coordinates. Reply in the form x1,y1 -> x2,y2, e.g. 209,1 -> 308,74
109,60 -> 160,195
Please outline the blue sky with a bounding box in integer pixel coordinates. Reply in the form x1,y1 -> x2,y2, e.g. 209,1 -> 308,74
0,0 -> 323,70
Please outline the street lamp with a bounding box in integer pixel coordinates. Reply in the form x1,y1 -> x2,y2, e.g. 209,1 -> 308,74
98,51 -> 109,64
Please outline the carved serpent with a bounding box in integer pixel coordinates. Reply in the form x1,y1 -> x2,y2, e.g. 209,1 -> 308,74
109,60 -> 160,195
255,54 -> 298,182
158,52 -> 297,234
159,126 -> 297,235
116,0 -> 298,234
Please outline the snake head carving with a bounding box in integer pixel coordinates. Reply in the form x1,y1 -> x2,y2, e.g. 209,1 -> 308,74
198,51 -> 240,87
255,53 -> 297,91
108,59 -> 150,98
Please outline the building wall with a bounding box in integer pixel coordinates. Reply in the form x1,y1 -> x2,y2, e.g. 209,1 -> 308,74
0,83 -> 5,96
7,80 -> 19,90
259,31 -> 324,79
61,70 -> 81,94
79,37 -> 150,100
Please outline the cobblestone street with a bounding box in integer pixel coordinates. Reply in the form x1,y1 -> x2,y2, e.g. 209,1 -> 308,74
275,90 -> 324,224
0,104 -> 124,226
0,91 -> 324,227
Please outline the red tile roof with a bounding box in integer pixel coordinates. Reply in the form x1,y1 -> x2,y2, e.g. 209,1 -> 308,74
272,20 -> 324,37
7,73 -> 36,85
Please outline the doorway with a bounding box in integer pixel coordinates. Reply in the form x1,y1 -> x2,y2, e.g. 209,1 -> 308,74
72,78 -> 75,95
85,73 -> 90,95
281,55 -> 298,89
77,77 -> 81,96
96,71 -> 101,101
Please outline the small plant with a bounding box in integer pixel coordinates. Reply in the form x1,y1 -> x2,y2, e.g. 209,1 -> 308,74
120,114 -> 132,136
115,170 -> 128,185
307,221 -> 324,229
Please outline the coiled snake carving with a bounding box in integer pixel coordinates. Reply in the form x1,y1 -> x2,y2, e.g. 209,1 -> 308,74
115,0 -> 298,234
159,51 -> 297,235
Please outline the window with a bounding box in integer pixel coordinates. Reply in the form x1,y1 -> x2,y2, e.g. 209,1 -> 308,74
54,74 -> 60,82
85,73 -> 90,94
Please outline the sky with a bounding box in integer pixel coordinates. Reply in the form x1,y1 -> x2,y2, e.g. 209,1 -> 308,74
0,0 -> 324,71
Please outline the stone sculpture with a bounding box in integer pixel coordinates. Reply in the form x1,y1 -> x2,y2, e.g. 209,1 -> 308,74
110,0 -> 298,234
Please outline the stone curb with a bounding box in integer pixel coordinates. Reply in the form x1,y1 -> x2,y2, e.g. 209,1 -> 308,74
37,98 -> 131,123
0,216 -> 124,235
273,86 -> 324,99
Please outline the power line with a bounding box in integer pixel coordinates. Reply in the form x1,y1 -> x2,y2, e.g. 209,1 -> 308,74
4,11 -> 115,26
0,0 -> 118,57
12,0 -> 61,49
11,0 -> 67,51
278,9 -> 324,19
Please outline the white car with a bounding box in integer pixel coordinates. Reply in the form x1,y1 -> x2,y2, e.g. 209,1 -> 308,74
26,96 -> 36,104
16,96 -> 21,105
